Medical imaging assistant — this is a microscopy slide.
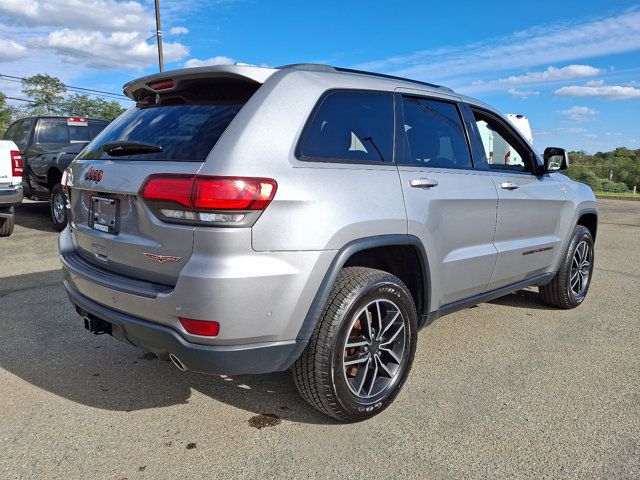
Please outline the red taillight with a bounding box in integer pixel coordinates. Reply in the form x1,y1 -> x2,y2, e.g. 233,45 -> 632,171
194,177 -> 277,210
179,318 -> 220,337
141,175 -> 194,207
10,150 -> 23,177
140,175 -> 277,226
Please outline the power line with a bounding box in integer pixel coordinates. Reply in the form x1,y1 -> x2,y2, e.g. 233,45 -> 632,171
4,96 -> 37,103
0,73 -> 128,100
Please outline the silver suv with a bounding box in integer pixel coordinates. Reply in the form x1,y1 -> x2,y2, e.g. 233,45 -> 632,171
59,64 -> 597,421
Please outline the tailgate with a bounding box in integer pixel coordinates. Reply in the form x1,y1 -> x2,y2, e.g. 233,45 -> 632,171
64,67 -> 270,286
68,161 -> 201,285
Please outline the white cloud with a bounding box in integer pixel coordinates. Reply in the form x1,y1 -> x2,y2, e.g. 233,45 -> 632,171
184,55 -> 235,68
555,84 -> 640,100
557,127 -> 587,133
584,133 -> 598,139
169,26 -> 189,35
498,65 -> 600,85
355,10 -> 640,87
507,88 -> 540,98
0,38 -> 28,61
43,29 -> 189,69
586,79 -> 605,86
559,106 -> 598,123
0,0 -> 154,32
532,130 -> 552,136
606,132 -> 622,136
0,0 -> 191,69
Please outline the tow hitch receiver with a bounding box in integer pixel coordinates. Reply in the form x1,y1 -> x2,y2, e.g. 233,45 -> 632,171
83,315 -> 112,335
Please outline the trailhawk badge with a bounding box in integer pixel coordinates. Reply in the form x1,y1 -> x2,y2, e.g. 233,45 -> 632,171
143,253 -> 182,264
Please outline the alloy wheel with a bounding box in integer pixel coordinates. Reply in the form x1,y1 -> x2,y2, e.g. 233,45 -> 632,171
570,240 -> 592,297
341,299 -> 407,399
52,193 -> 66,223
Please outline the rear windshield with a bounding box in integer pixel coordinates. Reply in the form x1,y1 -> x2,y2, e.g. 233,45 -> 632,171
36,119 -> 108,145
77,103 -> 243,161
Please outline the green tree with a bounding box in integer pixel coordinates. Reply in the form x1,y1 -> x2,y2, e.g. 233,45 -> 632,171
0,93 -> 13,135
21,74 -> 67,115
567,148 -> 640,193
63,93 -> 125,121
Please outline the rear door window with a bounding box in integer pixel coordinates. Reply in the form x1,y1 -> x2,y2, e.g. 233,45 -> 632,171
400,96 -> 472,169
298,91 -> 394,163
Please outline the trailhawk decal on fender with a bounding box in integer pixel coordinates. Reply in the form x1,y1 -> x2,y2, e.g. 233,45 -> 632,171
143,253 -> 182,263
522,246 -> 554,256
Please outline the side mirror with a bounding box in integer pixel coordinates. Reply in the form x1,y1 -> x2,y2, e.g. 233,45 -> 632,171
544,147 -> 569,171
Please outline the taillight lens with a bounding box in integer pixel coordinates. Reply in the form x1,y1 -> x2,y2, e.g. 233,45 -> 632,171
10,150 -> 23,177
194,177 -> 276,210
140,175 -> 277,226
179,317 -> 220,336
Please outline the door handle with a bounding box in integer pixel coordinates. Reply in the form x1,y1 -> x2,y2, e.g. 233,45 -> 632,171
500,182 -> 520,190
409,178 -> 439,189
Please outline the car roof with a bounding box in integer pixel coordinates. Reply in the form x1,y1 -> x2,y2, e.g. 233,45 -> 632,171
123,63 -> 495,111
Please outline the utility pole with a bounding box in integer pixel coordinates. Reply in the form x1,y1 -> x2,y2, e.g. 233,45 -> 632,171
154,0 -> 164,72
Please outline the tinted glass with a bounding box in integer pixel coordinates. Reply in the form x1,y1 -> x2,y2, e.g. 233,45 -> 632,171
299,91 -> 393,162
473,112 -> 530,172
89,121 -> 108,139
6,119 -> 33,148
77,105 -> 243,161
69,124 -> 91,142
3,122 -> 19,141
401,97 -> 471,169
37,119 -> 70,144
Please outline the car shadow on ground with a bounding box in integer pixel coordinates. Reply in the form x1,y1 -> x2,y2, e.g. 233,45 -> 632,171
0,269 -> 335,425
488,288 -> 556,310
14,200 -> 58,233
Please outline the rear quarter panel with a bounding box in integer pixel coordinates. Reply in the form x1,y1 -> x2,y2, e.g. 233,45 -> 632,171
198,70 -> 408,252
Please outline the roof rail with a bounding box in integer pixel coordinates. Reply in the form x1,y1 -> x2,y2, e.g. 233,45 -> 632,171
333,67 -> 453,92
277,63 -> 453,92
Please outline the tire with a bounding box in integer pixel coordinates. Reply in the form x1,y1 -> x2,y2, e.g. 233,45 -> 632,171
0,209 -> 15,237
292,267 -> 418,422
539,225 -> 594,309
50,183 -> 68,231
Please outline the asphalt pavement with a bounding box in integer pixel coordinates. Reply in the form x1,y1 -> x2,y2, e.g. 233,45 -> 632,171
1,199 -> 638,479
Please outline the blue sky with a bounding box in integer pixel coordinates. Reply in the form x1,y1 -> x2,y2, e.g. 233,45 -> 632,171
1,0 -> 639,152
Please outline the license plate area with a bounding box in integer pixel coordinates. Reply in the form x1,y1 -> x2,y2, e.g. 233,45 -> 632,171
89,195 -> 119,234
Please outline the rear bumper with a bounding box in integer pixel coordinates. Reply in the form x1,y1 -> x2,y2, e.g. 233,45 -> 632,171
0,185 -> 23,208
64,282 -> 301,375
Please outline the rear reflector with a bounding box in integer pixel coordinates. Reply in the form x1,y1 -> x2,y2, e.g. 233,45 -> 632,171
179,318 -> 220,337
10,150 -> 23,177
140,175 -> 277,226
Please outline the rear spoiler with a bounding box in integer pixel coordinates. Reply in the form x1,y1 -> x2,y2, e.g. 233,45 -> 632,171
123,65 -> 278,101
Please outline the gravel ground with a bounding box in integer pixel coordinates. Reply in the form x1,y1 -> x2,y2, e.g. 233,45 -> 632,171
0,199 -> 638,479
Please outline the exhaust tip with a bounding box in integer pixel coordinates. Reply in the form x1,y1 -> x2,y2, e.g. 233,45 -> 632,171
169,353 -> 188,371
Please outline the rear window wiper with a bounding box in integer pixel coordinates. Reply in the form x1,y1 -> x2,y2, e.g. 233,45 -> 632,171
102,141 -> 164,156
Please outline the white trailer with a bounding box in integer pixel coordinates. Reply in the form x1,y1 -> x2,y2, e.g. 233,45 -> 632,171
476,114 -> 532,168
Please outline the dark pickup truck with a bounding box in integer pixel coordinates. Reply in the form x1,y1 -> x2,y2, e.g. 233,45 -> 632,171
3,116 -> 109,229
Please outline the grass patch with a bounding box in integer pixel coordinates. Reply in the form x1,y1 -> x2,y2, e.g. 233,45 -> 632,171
594,191 -> 639,198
